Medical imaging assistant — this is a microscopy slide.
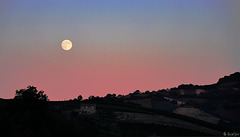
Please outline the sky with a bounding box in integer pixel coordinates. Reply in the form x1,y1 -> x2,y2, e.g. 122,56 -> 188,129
0,0 -> 239,100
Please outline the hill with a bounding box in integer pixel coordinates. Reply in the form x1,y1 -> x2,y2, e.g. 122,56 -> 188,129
0,72 -> 239,136
115,72 -> 240,130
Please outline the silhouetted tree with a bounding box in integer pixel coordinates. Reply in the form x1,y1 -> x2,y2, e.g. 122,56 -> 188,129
77,95 -> 83,101
178,84 -> 194,89
88,95 -> 95,100
14,85 -> 48,102
133,90 -> 141,95
157,89 -> 167,93
103,94 -> 117,101
105,94 -> 115,99
117,94 -> 123,98
145,90 -> 150,94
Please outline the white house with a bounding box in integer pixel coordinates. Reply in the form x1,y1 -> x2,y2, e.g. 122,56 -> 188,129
79,104 -> 96,114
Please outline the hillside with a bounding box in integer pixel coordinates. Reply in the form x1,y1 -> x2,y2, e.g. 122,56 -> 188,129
0,72 -> 239,136
117,72 -> 240,130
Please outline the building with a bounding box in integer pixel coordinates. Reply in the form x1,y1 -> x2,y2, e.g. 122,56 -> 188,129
196,89 -> 206,96
179,89 -> 196,95
79,103 -> 96,114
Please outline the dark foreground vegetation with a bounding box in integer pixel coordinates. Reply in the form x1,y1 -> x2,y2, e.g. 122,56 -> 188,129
0,98 -> 213,137
1,72 -> 240,137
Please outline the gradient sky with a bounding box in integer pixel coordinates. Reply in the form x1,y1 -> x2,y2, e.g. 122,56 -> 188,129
0,0 -> 239,100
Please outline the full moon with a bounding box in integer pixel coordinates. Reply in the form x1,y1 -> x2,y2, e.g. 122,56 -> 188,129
61,40 -> 72,51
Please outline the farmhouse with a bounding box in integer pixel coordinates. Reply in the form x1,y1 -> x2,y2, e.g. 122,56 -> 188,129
79,103 -> 96,114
